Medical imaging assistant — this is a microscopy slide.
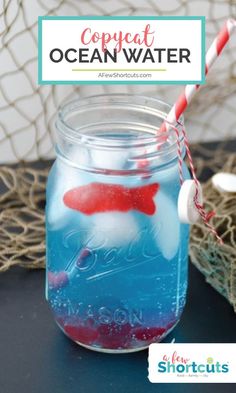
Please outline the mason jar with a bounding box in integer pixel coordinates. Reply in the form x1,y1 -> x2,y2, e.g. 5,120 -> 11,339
45,94 -> 190,353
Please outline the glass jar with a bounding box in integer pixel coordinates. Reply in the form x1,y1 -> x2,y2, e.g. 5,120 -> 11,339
46,94 -> 190,353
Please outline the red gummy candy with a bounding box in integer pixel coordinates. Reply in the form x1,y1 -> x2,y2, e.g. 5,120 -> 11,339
63,182 -> 159,216
98,322 -> 132,349
48,271 -> 69,290
166,321 -> 176,331
64,324 -> 98,345
134,326 -> 166,341
55,316 -> 66,326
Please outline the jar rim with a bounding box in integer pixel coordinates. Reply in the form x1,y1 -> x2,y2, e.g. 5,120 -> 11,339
56,93 -> 184,148
55,94 -> 185,173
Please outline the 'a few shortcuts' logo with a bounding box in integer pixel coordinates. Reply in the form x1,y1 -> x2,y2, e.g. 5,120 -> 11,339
148,344 -> 236,383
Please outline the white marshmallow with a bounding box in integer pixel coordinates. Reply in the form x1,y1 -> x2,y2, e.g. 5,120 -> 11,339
212,172 -> 236,193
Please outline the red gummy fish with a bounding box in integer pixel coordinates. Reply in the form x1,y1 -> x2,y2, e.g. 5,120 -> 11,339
63,182 -> 159,216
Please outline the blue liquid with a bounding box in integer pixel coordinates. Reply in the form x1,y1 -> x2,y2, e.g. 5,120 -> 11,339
46,156 -> 189,352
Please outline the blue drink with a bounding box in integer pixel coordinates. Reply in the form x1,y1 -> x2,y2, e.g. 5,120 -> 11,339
46,95 -> 190,353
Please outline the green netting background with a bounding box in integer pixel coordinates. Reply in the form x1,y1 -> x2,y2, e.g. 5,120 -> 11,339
0,0 -> 236,309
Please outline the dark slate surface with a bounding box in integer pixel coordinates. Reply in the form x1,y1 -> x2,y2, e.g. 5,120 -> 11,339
1,264 -> 236,393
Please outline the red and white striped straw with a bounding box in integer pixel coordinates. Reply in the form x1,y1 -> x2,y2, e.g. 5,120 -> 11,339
160,18 -> 236,132
155,18 -> 236,244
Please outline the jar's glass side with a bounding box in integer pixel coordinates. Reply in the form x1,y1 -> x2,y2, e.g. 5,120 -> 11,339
46,152 -> 190,352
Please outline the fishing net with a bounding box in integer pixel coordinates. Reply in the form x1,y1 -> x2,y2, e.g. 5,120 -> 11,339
190,154 -> 236,312
0,164 -> 46,271
1,0 -> 236,162
0,0 -> 236,308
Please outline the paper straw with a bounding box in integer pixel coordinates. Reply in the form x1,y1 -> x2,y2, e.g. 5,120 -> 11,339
160,18 -> 236,132
151,20 -> 236,244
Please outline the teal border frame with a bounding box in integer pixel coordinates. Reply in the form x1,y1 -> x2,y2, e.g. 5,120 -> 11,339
38,16 -> 205,85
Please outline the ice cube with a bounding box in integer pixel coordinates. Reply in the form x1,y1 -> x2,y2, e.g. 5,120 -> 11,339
91,148 -> 129,170
47,193 -> 73,230
152,191 -> 180,260
47,181 -> 74,230
87,212 -> 140,248
70,145 -> 91,168
47,158 -> 89,230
